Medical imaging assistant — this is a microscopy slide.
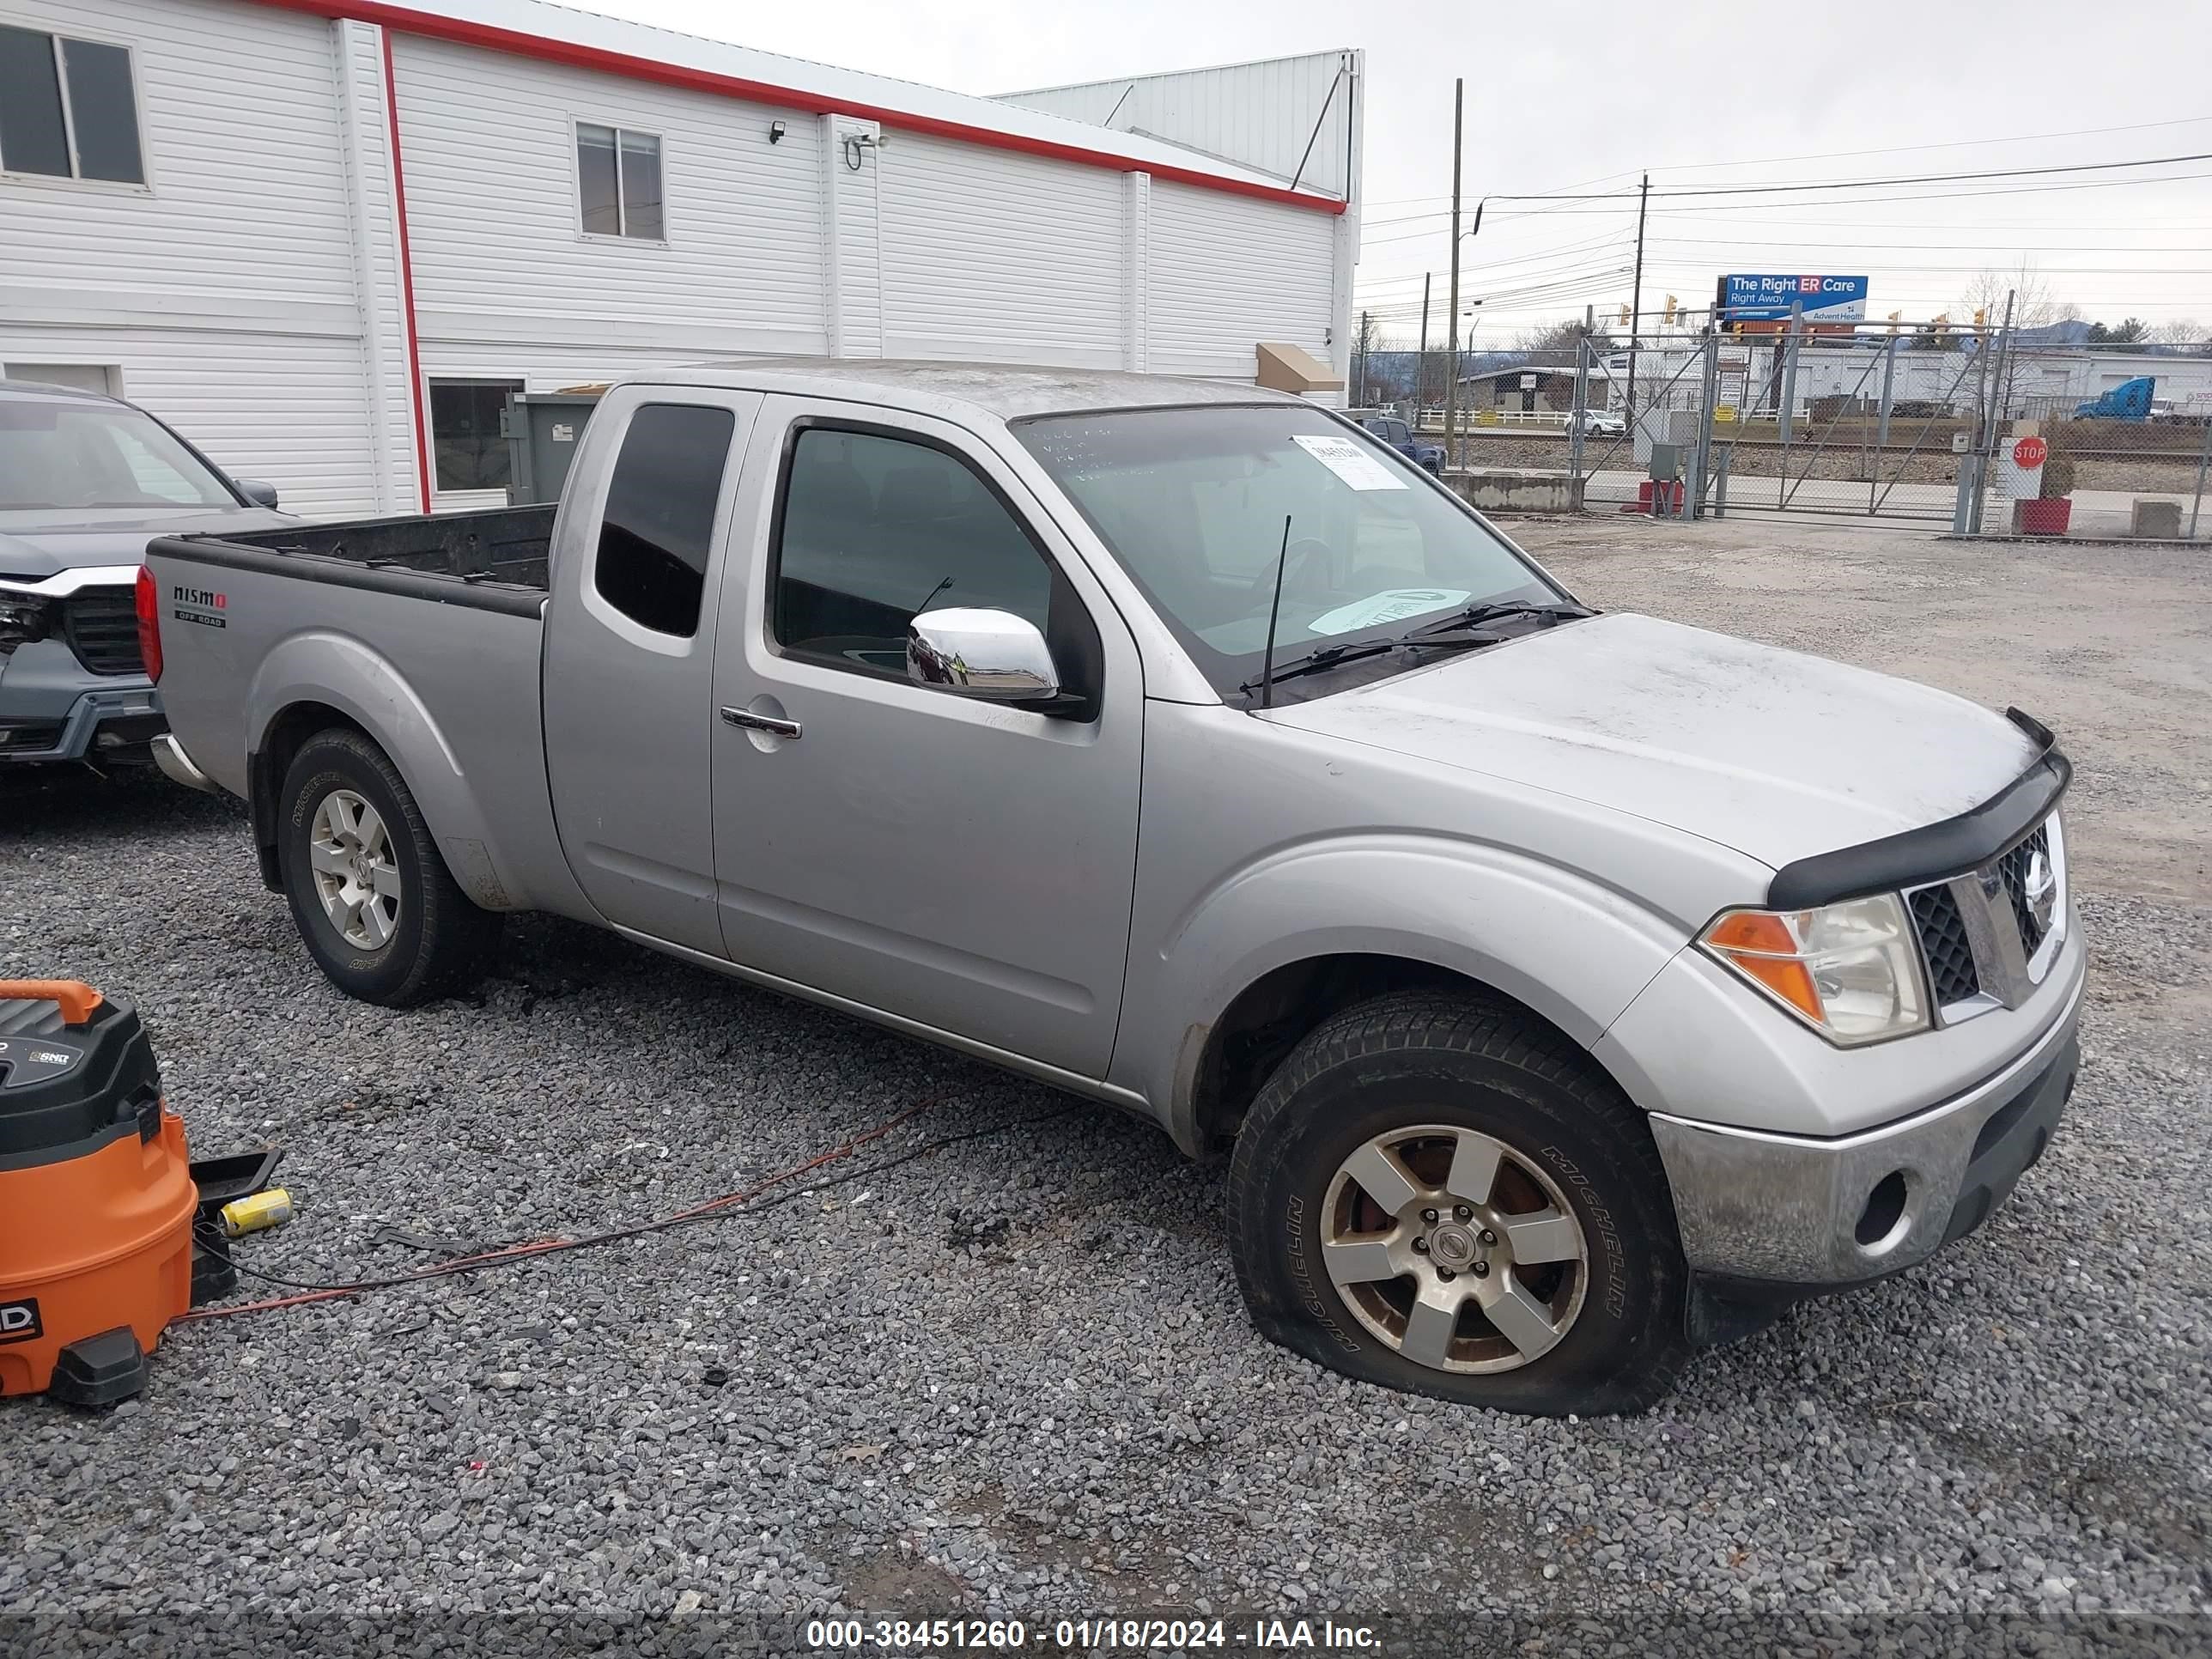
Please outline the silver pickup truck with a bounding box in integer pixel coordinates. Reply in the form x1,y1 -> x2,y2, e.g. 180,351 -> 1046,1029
144,361 -> 2082,1415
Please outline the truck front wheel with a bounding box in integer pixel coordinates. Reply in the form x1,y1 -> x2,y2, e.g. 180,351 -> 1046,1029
276,729 -> 501,1006
1228,990 -> 1692,1415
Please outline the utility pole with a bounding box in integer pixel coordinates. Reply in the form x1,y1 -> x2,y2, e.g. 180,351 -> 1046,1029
1418,272 -> 1432,416
1357,309 -> 1370,404
1442,77 -> 1463,470
1625,171 -> 1650,441
1569,301 -> 1592,485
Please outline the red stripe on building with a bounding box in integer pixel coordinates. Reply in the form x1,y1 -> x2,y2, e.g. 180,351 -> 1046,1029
263,0 -> 1346,215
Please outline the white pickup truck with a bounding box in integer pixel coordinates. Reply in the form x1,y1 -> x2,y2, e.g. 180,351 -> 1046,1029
143,361 -> 2081,1415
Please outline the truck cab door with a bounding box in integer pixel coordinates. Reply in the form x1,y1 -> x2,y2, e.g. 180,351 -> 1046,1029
707,399 -> 1144,1079
542,386 -> 762,954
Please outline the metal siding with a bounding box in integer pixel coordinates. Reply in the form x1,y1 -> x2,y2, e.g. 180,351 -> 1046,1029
0,0 -> 380,517
2,3 -> 1352,516
247,0 -> 1321,202
880,131 -> 1123,367
0,0 -> 359,303
997,52 -> 1353,200
1146,181 -> 1335,380
391,33 -> 827,360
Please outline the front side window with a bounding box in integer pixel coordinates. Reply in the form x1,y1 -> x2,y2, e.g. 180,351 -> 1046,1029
1015,405 -> 1563,695
0,396 -> 234,513
576,122 -> 663,240
593,403 -> 733,638
0,27 -> 143,184
773,428 -> 1057,677
427,380 -> 520,493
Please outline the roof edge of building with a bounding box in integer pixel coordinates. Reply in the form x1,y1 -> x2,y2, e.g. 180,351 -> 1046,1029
248,0 -> 1348,214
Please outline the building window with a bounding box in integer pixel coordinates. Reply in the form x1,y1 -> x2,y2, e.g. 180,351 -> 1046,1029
594,404 -> 734,638
428,380 -> 520,493
0,27 -> 145,184
576,122 -> 663,240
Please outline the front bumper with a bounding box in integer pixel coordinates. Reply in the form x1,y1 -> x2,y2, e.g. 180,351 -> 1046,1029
1649,969 -> 2082,1289
0,684 -> 165,763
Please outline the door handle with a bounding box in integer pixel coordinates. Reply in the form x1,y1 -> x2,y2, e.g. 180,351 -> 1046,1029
720,706 -> 802,739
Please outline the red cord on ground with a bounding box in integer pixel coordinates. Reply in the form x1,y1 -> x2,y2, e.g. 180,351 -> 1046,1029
177,1097 -> 944,1322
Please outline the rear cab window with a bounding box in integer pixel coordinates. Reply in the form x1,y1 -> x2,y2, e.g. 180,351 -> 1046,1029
592,403 -> 736,637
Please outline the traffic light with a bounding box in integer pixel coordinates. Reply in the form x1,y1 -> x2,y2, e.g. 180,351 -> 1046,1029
1618,303 -> 1631,326
1662,295 -> 1678,324
1973,307 -> 1988,330
1887,310 -> 1903,333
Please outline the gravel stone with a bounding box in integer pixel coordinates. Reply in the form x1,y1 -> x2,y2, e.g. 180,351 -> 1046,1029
2,520 -> 2207,1656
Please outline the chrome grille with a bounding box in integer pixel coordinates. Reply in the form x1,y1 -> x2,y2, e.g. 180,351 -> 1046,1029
1905,814 -> 2064,1026
1908,884 -> 1980,1006
61,586 -> 145,677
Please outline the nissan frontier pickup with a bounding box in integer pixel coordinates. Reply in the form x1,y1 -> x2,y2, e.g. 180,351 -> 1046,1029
143,361 -> 2081,1414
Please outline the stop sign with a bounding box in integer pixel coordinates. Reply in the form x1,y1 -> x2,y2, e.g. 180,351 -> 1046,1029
2013,435 -> 2049,469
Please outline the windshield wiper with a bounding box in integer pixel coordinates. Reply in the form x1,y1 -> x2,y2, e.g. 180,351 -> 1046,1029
1407,599 -> 1595,638
1239,602 -> 1595,702
1238,639 -> 1398,697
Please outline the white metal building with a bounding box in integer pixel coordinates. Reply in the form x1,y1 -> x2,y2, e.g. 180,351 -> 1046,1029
0,0 -> 1359,518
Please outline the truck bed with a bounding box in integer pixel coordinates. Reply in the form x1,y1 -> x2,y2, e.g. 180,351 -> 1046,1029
214,504 -> 554,590
145,514 -> 565,914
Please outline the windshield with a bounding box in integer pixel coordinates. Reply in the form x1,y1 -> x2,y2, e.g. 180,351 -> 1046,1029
1013,404 -> 1563,692
0,398 -> 236,512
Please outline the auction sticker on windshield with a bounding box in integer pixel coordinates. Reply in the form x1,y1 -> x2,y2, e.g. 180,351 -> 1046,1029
1290,434 -> 1408,490
1308,587 -> 1470,635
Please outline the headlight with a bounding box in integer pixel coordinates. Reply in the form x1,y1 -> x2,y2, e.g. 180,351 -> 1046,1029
0,594 -> 55,653
1698,893 -> 1929,1047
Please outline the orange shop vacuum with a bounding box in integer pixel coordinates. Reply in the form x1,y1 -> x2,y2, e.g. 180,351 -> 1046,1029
0,978 -> 247,1406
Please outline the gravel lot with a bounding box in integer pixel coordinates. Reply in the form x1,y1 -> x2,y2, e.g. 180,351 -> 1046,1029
3,515 -> 2208,1656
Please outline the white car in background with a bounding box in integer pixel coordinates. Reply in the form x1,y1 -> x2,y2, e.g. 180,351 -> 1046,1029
1563,409 -> 1627,439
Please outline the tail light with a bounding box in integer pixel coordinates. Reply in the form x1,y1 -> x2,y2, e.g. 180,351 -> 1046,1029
134,565 -> 163,683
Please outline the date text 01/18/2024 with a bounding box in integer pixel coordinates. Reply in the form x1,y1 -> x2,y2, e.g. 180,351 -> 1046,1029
804,1618 -> 1384,1650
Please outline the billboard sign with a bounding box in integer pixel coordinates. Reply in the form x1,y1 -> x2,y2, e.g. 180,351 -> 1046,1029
1717,273 -> 1870,331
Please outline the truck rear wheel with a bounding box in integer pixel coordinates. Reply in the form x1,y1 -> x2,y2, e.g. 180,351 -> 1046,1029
276,729 -> 501,1006
1228,990 -> 1692,1416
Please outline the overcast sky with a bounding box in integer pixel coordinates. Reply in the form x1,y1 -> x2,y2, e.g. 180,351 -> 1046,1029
600,0 -> 2209,347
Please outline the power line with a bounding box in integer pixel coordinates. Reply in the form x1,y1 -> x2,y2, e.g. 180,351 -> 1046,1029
1638,112 -> 2212,177
1358,112 -> 2212,213
1356,251 -> 1636,299
1650,237 -> 2212,252
1465,170 -> 2212,215
1652,149 -> 2212,198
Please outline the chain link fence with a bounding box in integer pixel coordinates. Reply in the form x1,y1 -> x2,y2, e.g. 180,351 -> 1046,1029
1420,327 -> 2212,538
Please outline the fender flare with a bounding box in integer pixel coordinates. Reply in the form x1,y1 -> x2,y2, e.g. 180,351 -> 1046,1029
246,630 -> 526,911
1127,835 -> 1691,1153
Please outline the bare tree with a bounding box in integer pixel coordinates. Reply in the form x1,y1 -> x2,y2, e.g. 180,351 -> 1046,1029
2150,318 -> 2208,347
1512,318 -> 1586,362
1956,267 -> 2069,330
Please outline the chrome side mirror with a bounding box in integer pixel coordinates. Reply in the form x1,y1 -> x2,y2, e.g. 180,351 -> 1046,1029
906,606 -> 1060,702
236,479 -> 281,508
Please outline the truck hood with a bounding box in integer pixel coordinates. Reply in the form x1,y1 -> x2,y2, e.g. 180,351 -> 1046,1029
1267,611 -> 2041,877
0,505 -> 292,582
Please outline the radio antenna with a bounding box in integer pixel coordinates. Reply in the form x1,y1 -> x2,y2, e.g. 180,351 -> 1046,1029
1257,515 -> 1292,710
